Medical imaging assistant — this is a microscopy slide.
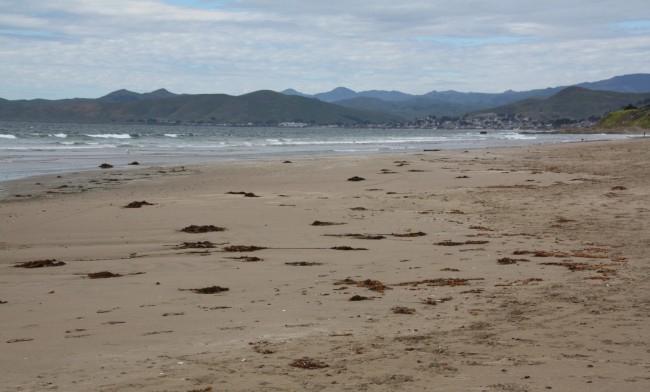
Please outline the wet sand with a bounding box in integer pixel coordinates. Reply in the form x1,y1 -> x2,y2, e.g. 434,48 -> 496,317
1,140 -> 649,391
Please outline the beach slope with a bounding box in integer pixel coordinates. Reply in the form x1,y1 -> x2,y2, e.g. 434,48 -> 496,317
1,140 -> 649,391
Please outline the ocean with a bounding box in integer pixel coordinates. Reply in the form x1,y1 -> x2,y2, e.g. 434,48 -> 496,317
0,121 -> 631,182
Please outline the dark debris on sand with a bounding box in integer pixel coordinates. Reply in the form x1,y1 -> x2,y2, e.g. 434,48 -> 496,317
223,245 -> 266,252
311,220 -> 346,226
6,338 -> 34,344
285,261 -> 323,266
515,248 -> 610,259
87,271 -> 122,279
514,250 -> 568,257
392,306 -> 416,314
182,286 -> 230,294
497,257 -> 529,265
181,225 -> 226,233
98,163 -> 113,169
289,357 -> 329,369
331,246 -> 368,251
435,240 -> 489,246
336,278 -> 391,293
495,278 -> 544,286
14,259 -> 66,268
250,340 -> 277,354
177,241 -> 216,249
324,233 -> 385,240
227,256 -> 263,262
469,225 -> 493,231
347,176 -> 366,182
123,201 -> 155,208
422,297 -> 453,306
395,278 -> 481,287
460,288 -> 484,294
349,295 -> 371,301
226,191 -> 260,197
391,231 -> 426,238
540,261 -> 615,273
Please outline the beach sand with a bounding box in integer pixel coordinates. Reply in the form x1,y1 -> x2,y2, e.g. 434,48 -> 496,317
1,139 -> 649,391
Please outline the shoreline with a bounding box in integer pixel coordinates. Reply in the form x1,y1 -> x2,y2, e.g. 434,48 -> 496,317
0,136 -> 632,199
1,123 -> 636,184
1,138 -> 649,391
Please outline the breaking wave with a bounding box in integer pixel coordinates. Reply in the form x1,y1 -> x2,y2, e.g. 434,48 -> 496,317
85,133 -> 132,139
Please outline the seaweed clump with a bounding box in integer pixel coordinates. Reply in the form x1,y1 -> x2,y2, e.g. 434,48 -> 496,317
124,201 -> 154,208
185,286 -> 229,294
88,271 -> 122,279
181,225 -> 226,233
223,245 -> 266,252
14,259 -> 66,268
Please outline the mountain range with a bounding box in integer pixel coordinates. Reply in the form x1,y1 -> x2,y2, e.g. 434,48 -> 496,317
282,74 -> 650,119
0,90 -> 399,125
0,74 -> 649,125
480,87 -> 650,121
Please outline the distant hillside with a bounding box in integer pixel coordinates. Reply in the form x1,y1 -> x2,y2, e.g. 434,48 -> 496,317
280,88 -> 312,98
354,90 -> 415,102
0,90 -> 401,125
98,88 -> 178,103
284,87 -> 417,103
479,87 -> 650,121
314,87 -> 358,102
3,73 -> 650,125
331,89 -> 566,119
335,96 -> 478,118
281,73 -> 650,119
597,104 -> 650,130
577,74 -> 650,93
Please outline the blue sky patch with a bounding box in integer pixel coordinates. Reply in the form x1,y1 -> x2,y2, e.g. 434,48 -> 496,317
415,35 -> 532,47
0,28 -> 67,41
163,0 -> 232,9
613,19 -> 650,33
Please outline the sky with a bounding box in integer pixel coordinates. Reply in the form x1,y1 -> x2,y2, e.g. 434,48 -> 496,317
0,0 -> 649,99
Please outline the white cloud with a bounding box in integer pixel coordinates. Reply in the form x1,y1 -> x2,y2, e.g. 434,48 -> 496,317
0,0 -> 648,99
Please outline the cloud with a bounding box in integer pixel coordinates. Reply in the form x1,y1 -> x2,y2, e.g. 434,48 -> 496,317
0,0 -> 648,99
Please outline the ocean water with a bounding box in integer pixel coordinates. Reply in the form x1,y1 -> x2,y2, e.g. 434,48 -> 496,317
0,121 -> 631,182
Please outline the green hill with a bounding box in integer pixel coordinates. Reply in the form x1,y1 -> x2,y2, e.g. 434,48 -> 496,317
598,105 -> 650,130
479,87 -> 650,121
0,90 -> 401,125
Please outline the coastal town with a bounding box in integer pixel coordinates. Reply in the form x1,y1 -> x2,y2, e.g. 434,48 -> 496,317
277,113 -> 599,130
394,113 -> 599,130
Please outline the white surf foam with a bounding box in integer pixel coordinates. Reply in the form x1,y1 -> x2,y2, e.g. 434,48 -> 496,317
86,133 -> 132,139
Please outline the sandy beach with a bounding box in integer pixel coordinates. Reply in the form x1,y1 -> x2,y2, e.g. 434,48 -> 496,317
1,139 -> 649,391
